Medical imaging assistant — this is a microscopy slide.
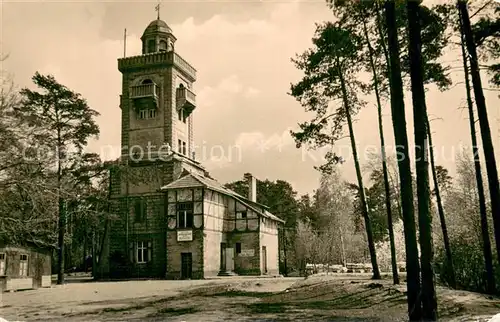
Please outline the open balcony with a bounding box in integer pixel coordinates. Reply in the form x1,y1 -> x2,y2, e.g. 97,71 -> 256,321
176,86 -> 196,117
130,83 -> 160,110
130,83 -> 159,99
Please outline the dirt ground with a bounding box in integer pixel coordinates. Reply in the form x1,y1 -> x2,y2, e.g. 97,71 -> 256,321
1,275 -> 499,321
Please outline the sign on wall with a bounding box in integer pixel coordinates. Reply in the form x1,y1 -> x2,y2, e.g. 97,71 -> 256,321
177,230 -> 193,242
239,249 -> 255,257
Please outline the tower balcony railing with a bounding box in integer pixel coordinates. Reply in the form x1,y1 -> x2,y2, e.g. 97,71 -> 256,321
176,87 -> 196,116
130,83 -> 159,100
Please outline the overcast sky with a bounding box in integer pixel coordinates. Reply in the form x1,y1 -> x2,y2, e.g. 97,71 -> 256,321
2,0 -> 499,196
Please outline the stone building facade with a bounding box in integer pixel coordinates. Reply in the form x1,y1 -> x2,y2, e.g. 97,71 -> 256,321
100,17 -> 284,280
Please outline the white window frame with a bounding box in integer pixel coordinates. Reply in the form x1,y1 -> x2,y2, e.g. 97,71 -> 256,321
0,253 -> 5,275
137,242 -> 147,264
148,109 -> 156,119
19,254 -> 28,276
177,210 -> 193,228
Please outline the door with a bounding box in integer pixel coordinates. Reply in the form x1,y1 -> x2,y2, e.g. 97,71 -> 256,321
0,253 -> 5,275
181,253 -> 192,279
225,248 -> 234,271
220,243 -> 227,271
262,246 -> 268,274
33,255 -> 44,289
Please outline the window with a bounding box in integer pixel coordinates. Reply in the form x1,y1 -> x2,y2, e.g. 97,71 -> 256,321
0,253 -> 5,275
177,202 -> 194,228
159,40 -> 168,52
177,108 -> 187,123
147,39 -> 156,53
142,79 -> 153,84
137,242 -> 148,263
236,211 -> 247,219
19,254 -> 28,276
235,243 -> 241,254
178,140 -> 186,155
134,199 -> 147,222
138,109 -> 156,120
130,241 -> 152,264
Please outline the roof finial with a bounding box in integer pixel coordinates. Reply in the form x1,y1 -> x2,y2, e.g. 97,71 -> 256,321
155,1 -> 161,20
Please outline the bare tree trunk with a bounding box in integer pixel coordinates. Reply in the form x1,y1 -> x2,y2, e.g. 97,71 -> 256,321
458,0 -> 500,264
407,2 -> 437,320
337,59 -> 381,280
340,228 -> 346,267
362,10 -> 399,285
427,117 -> 456,289
83,230 -> 88,272
384,1 -> 422,320
57,129 -> 65,285
92,231 -> 97,277
459,16 -> 496,294
283,228 -> 288,277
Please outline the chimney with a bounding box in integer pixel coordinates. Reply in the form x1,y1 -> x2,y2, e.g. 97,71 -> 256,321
244,173 -> 257,202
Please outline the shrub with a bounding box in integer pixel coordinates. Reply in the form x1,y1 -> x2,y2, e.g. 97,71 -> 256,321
435,237 -> 500,294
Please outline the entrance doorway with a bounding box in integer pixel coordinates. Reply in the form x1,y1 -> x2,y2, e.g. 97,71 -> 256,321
220,243 -> 226,271
225,248 -> 234,271
181,253 -> 192,279
262,246 -> 267,274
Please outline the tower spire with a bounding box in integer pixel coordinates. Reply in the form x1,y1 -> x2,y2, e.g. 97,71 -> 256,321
155,1 -> 161,20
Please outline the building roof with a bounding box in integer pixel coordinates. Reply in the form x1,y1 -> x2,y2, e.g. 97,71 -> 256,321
143,19 -> 173,36
161,173 -> 285,224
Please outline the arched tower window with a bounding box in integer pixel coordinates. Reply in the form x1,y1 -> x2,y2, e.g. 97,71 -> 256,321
142,79 -> 153,84
147,39 -> 156,53
159,40 -> 168,52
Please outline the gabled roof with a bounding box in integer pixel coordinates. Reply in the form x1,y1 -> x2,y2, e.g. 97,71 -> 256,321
161,173 -> 285,224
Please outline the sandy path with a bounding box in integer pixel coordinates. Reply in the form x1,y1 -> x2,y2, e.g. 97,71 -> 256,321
0,277 -> 299,321
1,276 -> 499,321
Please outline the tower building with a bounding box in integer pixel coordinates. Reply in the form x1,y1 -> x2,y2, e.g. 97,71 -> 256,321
101,15 -> 283,280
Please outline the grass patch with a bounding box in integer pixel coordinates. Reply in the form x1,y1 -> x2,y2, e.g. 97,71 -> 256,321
101,304 -> 146,313
147,306 -> 199,317
157,307 -> 198,315
210,290 -> 275,298
438,303 -> 466,319
246,282 -> 409,315
247,302 -> 289,314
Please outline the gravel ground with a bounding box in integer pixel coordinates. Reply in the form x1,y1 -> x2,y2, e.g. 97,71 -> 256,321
1,275 -> 499,321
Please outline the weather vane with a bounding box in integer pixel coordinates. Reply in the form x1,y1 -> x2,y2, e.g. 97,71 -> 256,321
155,1 -> 161,20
